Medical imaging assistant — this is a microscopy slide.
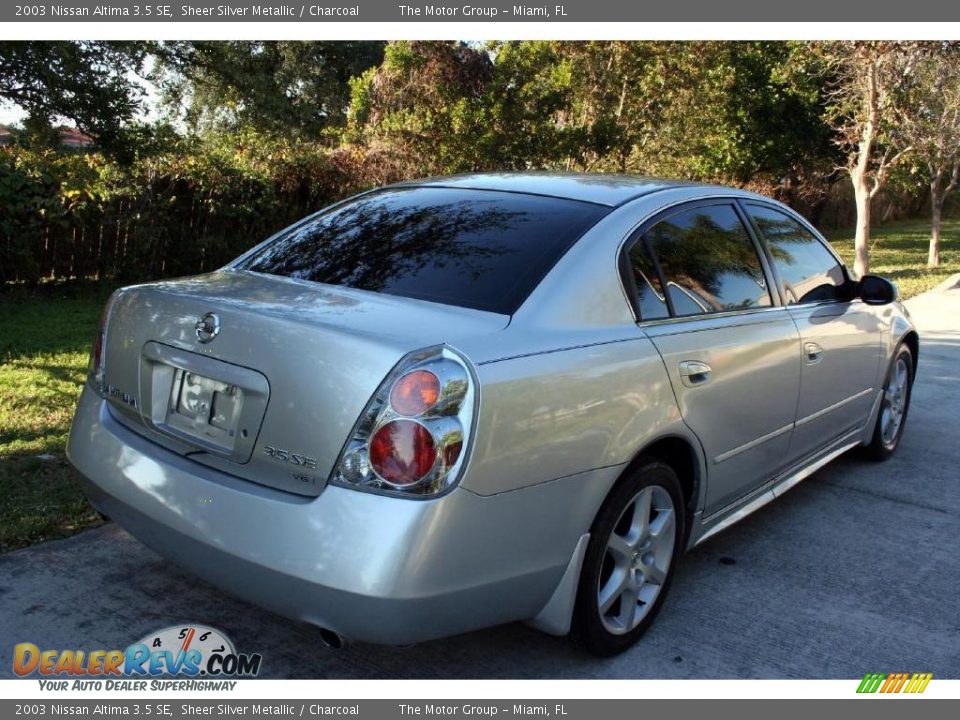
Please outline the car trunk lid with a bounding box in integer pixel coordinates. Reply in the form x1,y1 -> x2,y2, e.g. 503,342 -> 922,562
100,270 -> 508,496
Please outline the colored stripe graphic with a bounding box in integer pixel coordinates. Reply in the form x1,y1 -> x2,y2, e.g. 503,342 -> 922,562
910,673 -> 933,694
891,673 -> 909,693
857,672 -> 932,694
857,673 -> 886,693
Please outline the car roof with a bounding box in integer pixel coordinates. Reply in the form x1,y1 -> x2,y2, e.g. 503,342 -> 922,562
393,172 -> 714,208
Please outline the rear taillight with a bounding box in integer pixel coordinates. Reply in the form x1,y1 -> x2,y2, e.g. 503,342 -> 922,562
89,293 -> 118,394
369,420 -> 437,485
330,346 -> 476,497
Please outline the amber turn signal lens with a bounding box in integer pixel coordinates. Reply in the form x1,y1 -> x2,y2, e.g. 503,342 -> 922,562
389,370 -> 441,416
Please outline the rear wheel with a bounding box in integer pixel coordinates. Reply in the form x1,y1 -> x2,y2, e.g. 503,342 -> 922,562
572,459 -> 684,656
864,343 -> 913,461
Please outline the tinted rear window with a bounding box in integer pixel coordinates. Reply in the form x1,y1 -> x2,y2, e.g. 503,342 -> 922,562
641,204 -> 772,316
238,187 -> 609,314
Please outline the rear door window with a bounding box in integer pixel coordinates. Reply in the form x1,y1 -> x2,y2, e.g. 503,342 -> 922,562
633,204 -> 772,318
627,242 -> 670,320
238,187 -> 609,315
745,204 -> 847,304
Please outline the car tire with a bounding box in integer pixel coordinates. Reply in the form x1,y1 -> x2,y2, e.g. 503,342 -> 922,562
572,458 -> 685,656
864,343 -> 914,462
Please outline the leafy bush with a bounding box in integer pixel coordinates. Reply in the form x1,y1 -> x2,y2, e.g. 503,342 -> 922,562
0,135 -> 409,284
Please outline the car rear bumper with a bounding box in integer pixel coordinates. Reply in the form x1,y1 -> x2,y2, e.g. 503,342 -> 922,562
67,385 -> 614,644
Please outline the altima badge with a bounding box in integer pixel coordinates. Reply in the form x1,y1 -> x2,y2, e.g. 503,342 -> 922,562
195,312 -> 220,343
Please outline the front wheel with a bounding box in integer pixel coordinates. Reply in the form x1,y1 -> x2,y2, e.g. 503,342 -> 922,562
572,459 -> 684,656
864,343 -> 914,461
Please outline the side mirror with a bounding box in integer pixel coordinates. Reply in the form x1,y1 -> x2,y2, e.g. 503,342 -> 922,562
860,275 -> 897,305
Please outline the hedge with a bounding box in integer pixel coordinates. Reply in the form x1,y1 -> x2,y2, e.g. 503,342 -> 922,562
0,137 -> 408,284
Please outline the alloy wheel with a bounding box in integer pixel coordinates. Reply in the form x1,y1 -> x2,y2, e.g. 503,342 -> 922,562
597,485 -> 676,635
881,356 -> 909,448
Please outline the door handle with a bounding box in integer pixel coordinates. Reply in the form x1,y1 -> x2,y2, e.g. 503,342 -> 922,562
678,360 -> 712,387
804,342 -> 824,365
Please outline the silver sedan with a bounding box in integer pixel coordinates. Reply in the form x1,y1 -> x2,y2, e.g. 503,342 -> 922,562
68,174 -> 917,655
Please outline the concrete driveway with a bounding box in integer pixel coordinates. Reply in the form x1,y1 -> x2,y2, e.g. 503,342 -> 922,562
2,287 -> 958,679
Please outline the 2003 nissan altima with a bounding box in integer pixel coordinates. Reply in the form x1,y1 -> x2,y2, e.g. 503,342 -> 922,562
68,173 -> 917,655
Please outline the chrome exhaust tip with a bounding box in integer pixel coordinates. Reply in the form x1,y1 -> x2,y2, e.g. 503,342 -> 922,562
318,627 -> 347,650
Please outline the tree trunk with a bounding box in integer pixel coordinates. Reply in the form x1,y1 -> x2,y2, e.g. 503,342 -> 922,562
852,172 -> 871,277
929,189 -> 943,268
850,57 -> 880,279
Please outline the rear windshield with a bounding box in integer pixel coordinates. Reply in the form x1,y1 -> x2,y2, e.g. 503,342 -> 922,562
237,187 -> 609,314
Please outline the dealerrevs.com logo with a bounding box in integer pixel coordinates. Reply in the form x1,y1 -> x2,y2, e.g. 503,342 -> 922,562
13,625 -> 262,690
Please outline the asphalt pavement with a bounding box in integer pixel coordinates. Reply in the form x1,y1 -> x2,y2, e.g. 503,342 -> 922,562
1,283 -> 959,679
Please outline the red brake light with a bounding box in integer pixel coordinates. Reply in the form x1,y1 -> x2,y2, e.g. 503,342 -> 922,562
390,370 -> 441,416
369,419 -> 437,485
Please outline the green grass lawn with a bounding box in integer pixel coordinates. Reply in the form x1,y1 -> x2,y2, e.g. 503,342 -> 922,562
0,217 -> 957,553
0,282 -> 116,552
827,217 -> 960,299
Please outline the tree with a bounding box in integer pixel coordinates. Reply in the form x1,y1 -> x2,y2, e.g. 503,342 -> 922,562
556,41 -> 834,185
0,41 -> 148,154
821,42 -> 919,276
348,41 -> 836,189
154,41 -> 385,137
475,41 -> 577,170
898,45 -> 960,267
348,41 -> 494,174
553,41 -> 676,173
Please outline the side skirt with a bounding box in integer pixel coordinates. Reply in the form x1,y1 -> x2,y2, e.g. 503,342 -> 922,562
689,426 -> 864,549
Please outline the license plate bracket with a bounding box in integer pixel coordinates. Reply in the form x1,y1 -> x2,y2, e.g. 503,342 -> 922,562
139,342 -> 269,462
167,369 -> 243,450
